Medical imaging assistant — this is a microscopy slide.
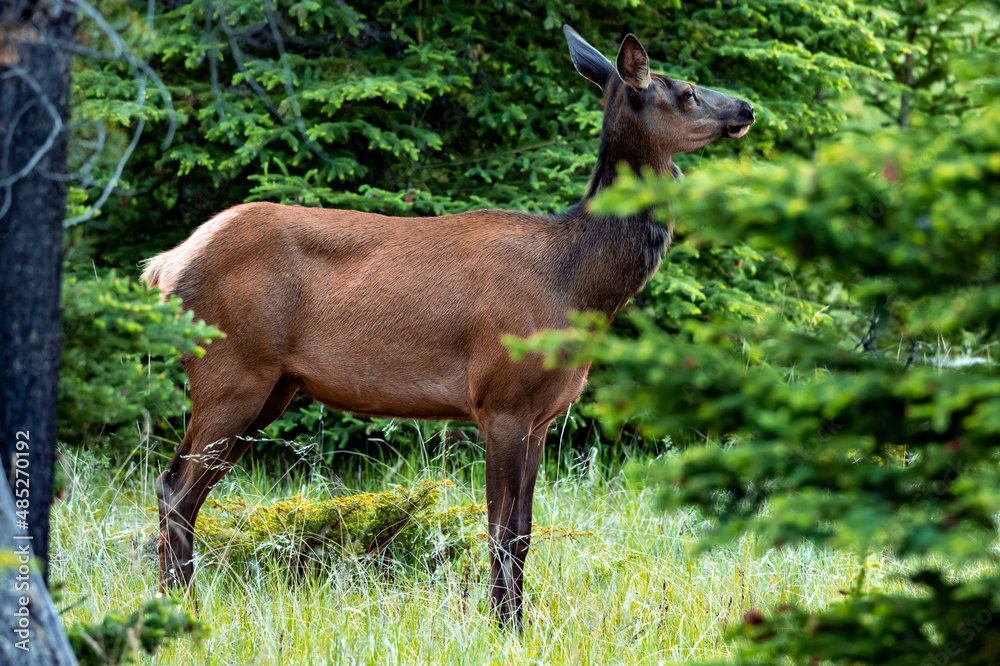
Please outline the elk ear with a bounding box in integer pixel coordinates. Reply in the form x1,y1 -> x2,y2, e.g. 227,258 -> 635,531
616,34 -> 650,92
564,25 -> 616,90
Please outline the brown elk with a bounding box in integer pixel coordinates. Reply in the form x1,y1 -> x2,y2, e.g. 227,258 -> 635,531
142,26 -> 753,629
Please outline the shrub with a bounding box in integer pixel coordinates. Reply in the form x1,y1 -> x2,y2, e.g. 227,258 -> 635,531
59,270 -> 223,453
513,52 -> 1000,664
66,596 -> 211,666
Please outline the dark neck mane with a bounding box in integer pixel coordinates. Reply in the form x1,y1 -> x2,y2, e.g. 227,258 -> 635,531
556,143 -> 674,317
585,154 -> 682,197
553,82 -> 681,317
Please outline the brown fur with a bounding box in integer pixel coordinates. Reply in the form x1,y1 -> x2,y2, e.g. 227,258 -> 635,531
144,26 -> 753,629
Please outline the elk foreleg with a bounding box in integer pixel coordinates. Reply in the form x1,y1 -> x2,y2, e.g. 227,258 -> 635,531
483,414 -> 549,630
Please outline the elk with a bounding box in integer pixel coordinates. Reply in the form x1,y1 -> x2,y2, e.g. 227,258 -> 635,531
142,26 -> 754,629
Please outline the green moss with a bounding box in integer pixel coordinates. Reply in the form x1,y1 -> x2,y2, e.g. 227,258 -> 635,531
195,480 -> 594,578
195,481 -> 484,574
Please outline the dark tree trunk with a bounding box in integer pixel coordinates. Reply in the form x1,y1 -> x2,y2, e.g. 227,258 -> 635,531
0,3 -> 78,663
0,477 -> 77,664
0,2 -> 74,586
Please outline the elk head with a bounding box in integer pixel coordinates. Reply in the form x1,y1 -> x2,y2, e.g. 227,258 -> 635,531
565,26 -> 755,179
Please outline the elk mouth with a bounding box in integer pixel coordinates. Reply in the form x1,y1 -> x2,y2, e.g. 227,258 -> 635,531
726,123 -> 751,139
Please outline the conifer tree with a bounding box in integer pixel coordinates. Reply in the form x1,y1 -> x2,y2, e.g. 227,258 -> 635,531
63,0 -> 907,455
513,39 -> 1000,666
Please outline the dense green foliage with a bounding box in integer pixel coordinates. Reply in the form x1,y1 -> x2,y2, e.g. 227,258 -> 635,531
54,2 -> 1000,662
62,0 -> 932,461
73,0 -> 892,261
515,46 -> 1000,665
59,270 -> 222,451
65,596 -> 210,666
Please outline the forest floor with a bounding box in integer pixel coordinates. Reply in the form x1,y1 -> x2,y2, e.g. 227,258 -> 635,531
50,439 -> 906,665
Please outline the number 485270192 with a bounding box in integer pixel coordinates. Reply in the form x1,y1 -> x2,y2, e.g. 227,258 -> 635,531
13,431 -> 30,525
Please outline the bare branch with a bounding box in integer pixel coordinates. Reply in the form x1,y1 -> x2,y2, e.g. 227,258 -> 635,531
63,76 -> 146,227
263,0 -> 335,161
67,0 -> 176,150
0,69 -> 63,187
216,1 -> 285,123
38,120 -> 106,186
61,0 -> 185,226
0,98 -> 38,220
205,0 -> 245,149
0,67 -> 63,221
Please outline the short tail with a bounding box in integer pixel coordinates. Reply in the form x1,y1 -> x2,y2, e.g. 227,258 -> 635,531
139,205 -> 243,302
140,253 -> 167,290
140,249 -> 180,302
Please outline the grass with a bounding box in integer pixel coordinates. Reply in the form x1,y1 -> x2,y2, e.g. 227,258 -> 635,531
51,435 -> 890,666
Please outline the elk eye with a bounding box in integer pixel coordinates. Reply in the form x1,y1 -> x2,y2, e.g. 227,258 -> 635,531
682,90 -> 695,102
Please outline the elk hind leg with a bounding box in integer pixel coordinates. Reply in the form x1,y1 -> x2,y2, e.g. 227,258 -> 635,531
190,375 -> 300,511
156,370 -> 288,591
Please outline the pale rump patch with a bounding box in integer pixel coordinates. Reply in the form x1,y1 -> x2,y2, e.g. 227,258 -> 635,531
141,207 -> 242,301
